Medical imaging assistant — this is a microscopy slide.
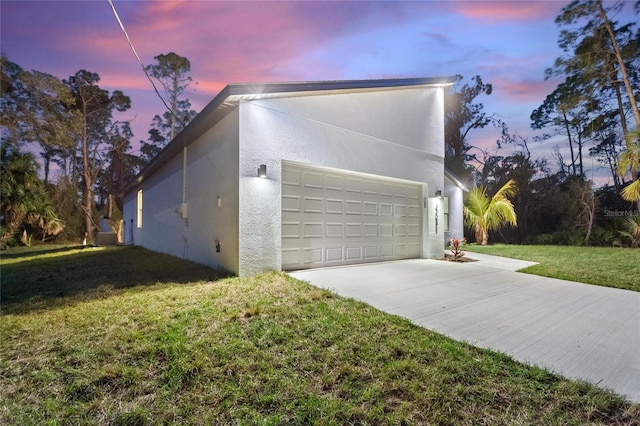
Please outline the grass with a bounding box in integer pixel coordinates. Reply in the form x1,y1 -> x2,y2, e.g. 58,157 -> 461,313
1,245 -> 639,424
464,244 -> 640,292
1,245 -> 223,309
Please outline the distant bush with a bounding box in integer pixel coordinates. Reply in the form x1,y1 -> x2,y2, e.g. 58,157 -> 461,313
526,227 -> 618,247
532,233 -> 555,245
589,228 -> 615,247
526,230 -> 582,246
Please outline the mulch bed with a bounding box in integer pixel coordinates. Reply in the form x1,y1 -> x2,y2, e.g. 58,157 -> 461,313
442,253 -> 477,262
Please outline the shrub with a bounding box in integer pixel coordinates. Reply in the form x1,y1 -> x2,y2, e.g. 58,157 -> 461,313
615,216 -> 640,248
589,227 -> 615,247
448,237 -> 466,261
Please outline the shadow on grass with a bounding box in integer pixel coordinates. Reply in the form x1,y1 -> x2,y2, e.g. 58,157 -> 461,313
1,245 -> 229,314
1,244 -> 87,260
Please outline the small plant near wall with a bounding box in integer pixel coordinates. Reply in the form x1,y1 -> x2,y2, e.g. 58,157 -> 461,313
449,237 -> 466,261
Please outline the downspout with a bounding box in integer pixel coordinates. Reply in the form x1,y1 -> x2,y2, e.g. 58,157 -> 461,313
182,146 -> 188,258
182,146 -> 188,213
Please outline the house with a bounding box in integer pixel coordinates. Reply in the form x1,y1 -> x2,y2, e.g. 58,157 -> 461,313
122,77 -> 467,276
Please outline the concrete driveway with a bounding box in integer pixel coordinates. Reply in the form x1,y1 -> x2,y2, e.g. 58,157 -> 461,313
289,253 -> 640,403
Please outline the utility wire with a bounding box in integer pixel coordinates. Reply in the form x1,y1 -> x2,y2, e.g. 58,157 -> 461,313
107,0 -> 176,122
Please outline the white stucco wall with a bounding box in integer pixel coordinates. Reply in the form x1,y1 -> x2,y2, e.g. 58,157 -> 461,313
444,181 -> 465,247
238,87 -> 446,275
122,190 -> 136,245
126,152 -> 185,251
124,84 -> 449,277
123,110 -> 240,274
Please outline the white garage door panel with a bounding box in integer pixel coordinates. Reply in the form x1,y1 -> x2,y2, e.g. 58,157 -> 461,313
282,163 -> 422,270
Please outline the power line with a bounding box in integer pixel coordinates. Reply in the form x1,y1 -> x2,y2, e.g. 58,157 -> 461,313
107,0 -> 175,121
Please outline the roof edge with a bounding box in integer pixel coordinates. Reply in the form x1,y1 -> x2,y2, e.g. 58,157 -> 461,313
444,167 -> 470,192
226,76 -> 457,97
123,76 -> 458,195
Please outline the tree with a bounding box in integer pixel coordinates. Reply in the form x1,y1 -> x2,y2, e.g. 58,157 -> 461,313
2,58 -> 139,243
445,75 -> 503,181
463,179 -> 518,245
99,121 -> 139,214
531,74 -> 596,177
97,123 -> 139,242
19,70 -> 80,183
0,145 -> 63,247
140,52 -> 196,164
0,55 -> 25,148
594,0 -> 640,127
140,99 -> 196,164
554,0 -> 639,130
2,57 -> 83,183
572,179 -> 597,245
589,132 -> 625,190
616,215 -> 640,247
551,0 -> 640,204
65,70 -> 131,243
48,176 -> 83,242
619,129 -> 640,208
487,131 -> 549,243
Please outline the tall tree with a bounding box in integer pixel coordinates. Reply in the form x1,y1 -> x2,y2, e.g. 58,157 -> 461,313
100,121 -> 139,214
65,70 -> 130,243
551,0 -> 639,204
20,70 -> 80,183
1,56 -> 27,149
444,75 -> 503,181
531,74 -> 597,177
590,132 -> 625,190
140,52 -> 196,164
554,0 -> 639,130
493,132 -> 550,243
93,122 -> 138,242
140,99 -> 196,164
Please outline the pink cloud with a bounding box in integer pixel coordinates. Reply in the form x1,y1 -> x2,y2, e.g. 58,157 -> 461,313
108,3 -> 322,82
99,2 -> 370,96
52,3 -> 288,97
144,0 -> 191,15
98,72 -> 151,92
496,78 -> 559,104
453,1 -> 561,22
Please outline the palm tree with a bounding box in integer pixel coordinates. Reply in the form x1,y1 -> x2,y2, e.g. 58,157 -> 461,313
619,130 -> 640,210
463,179 -> 517,245
617,216 -> 640,248
0,146 -> 63,247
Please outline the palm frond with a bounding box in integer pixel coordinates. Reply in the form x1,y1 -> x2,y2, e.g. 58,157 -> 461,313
463,180 -> 518,244
621,179 -> 640,202
463,187 -> 489,227
492,179 -> 517,200
488,199 -> 518,230
617,143 -> 640,178
618,215 -> 640,248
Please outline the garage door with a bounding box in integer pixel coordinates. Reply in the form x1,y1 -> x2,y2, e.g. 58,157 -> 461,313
281,163 -> 422,270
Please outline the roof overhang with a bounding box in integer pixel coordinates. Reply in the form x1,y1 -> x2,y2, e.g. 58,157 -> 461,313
444,168 -> 470,192
124,76 -> 458,195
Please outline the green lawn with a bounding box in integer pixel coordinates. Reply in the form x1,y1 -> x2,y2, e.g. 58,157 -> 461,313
465,244 -> 640,292
1,245 -> 639,424
0,245 -> 223,307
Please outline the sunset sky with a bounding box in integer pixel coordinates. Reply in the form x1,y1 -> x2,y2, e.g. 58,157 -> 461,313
1,1 -> 636,184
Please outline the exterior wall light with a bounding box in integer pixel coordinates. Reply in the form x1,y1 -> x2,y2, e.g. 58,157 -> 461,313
258,164 -> 267,178
435,190 -> 443,198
